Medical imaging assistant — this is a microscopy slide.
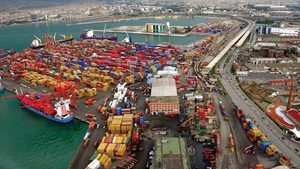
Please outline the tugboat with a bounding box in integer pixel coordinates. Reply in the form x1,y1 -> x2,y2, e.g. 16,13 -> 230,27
31,33 -> 74,49
80,24 -> 118,41
17,91 -> 74,123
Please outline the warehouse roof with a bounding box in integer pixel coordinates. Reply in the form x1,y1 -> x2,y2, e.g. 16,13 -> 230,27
151,77 -> 177,97
155,137 -> 190,169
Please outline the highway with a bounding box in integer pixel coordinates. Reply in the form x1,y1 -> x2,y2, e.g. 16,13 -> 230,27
219,22 -> 300,167
202,19 -> 251,74
193,18 -> 260,169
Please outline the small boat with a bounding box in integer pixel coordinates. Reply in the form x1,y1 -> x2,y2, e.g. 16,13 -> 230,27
18,92 -> 75,123
80,24 -> 118,41
31,33 -> 74,49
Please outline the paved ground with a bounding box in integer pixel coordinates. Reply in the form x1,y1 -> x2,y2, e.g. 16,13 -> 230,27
213,94 -> 240,169
238,72 -> 287,83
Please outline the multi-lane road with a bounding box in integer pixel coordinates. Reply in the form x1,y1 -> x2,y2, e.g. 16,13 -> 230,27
219,24 -> 300,167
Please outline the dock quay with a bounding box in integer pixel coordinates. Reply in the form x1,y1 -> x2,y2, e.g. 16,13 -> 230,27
93,25 -> 210,37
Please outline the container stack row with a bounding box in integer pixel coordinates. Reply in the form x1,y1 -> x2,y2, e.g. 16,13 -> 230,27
235,107 -> 277,156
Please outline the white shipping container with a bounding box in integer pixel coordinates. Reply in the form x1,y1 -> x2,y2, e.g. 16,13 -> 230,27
111,100 -> 119,109
185,93 -> 194,97
114,93 -> 120,99
145,108 -> 149,114
86,159 -> 100,169
195,95 -> 203,101
187,96 -> 195,101
83,132 -> 90,140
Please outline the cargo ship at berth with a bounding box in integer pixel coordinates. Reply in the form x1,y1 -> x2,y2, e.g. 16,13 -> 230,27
18,92 -> 75,123
80,30 -> 118,41
31,33 -> 74,49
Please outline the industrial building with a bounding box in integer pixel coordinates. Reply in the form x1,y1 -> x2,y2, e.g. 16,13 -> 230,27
145,22 -> 170,33
154,137 -> 191,169
250,58 -> 277,65
257,25 -> 299,36
149,77 -> 179,116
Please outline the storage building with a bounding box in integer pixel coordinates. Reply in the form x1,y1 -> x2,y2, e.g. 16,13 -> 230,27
149,77 -> 179,116
145,22 -> 170,33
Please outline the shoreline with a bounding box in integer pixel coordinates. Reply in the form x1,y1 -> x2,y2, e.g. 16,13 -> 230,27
1,14 -> 221,28
67,15 -> 220,26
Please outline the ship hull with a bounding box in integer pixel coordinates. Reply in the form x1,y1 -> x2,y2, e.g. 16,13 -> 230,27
0,87 -> 5,94
80,34 -> 118,41
21,103 -> 75,123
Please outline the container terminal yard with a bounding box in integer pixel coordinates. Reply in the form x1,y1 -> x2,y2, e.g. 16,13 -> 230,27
0,16 -> 300,169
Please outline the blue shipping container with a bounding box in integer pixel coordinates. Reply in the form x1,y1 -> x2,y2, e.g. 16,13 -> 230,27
259,141 -> 271,151
116,107 -> 122,115
139,116 -> 144,124
246,121 -> 255,131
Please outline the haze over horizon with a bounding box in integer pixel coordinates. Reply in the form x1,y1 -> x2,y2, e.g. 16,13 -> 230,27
1,0 -> 299,11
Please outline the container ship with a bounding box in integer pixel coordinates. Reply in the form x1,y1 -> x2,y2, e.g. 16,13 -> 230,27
18,92 -> 75,123
80,30 -> 117,41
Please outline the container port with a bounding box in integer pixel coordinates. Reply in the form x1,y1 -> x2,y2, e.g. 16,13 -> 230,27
1,15 -> 299,169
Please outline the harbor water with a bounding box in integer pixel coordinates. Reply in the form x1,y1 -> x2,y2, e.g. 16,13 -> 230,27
0,91 -> 88,169
0,16 -> 215,51
0,16 -> 214,169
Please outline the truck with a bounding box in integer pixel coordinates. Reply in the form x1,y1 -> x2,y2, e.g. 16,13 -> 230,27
219,101 -> 229,120
257,141 -> 277,156
228,133 -> 235,152
246,127 -> 263,141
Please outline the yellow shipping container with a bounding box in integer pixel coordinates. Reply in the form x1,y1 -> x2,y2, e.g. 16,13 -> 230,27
117,137 -> 122,144
96,154 -> 102,161
101,136 -> 106,143
99,154 -> 106,164
113,116 -> 123,120
102,160 -> 111,169
111,119 -> 122,125
115,144 -> 126,156
107,143 -> 116,157
123,114 -> 133,119
121,121 -> 133,125
109,125 -> 121,134
106,116 -> 113,126
97,143 -> 108,154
